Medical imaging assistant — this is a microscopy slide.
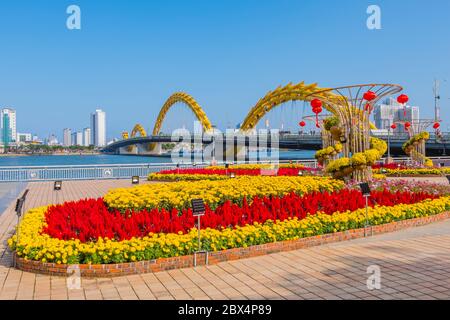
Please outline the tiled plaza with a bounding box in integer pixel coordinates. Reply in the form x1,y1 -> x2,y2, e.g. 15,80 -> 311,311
0,179 -> 449,300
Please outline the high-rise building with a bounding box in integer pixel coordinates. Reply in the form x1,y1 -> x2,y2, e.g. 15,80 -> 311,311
71,131 -> 83,146
63,128 -> 72,146
1,108 -> 17,146
90,109 -> 106,147
83,127 -> 91,146
373,98 -> 420,132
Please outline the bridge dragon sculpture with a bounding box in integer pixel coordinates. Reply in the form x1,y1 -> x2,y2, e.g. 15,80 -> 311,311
120,81 -> 378,152
122,92 -> 213,151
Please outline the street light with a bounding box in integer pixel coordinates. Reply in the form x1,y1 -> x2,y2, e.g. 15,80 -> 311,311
387,127 -> 391,160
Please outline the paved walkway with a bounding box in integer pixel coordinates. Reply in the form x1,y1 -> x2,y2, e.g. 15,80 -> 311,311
0,180 -> 449,300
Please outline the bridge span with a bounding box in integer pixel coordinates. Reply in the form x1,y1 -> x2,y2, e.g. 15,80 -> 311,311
102,133 -> 450,158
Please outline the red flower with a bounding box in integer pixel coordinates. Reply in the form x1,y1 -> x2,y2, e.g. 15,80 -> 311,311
42,189 -> 437,243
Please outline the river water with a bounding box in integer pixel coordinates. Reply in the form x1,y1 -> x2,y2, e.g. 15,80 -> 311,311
0,151 -> 315,167
0,151 -> 315,215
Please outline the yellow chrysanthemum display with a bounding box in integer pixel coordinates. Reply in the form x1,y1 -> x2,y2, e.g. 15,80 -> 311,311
104,176 -> 344,211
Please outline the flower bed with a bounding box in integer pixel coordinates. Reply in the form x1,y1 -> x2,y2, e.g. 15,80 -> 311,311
347,179 -> 450,195
373,167 -> 450,176
9,172 -> 450,268
9,196 -> 450,265
104,176 -> 344,211
148,167 -> 317,181
14,211 -> 450,277
43,189 -> 437,241
206,163 -> 310,170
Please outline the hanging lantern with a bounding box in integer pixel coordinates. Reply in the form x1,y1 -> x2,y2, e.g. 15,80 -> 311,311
365,103 -> 373,114
299,121 -> 306,127
404,122 -> 411,131
397,94 -> 409,117
433,122 -> 440,130
310,99 -> 323,127
397,94 -> 409,104
391,123 -> 397,130
363,91 -> 377,101
310,99 -> 323,109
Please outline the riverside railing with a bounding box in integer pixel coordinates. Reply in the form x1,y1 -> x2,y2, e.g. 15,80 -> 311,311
1,157 -> 449,182
0,160 -> 318,182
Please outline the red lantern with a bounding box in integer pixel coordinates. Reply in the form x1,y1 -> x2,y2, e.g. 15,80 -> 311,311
310,99 -> 323,127
365,103 -> 373,114
397,94 -> 409,117
310,99 -> 323,109
433,122 -> 440,130
404,122 -> 411,131
299,121 -> 306,127
391,124 -> 397,130
397,94 -> 409,104
363,91 -> 377,101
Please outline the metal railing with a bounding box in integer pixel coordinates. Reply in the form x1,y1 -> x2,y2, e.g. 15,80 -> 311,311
0,160 -> 318,182
0,163 -> 178,182
1,156 -> 450,182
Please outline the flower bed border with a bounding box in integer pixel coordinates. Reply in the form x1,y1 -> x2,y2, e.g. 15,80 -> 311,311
386,174 -> 445,178
14,211 -> 450,278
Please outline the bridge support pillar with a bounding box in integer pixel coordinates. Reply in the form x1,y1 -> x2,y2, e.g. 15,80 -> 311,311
137,143 -> 163,155
119,146 -> 138,155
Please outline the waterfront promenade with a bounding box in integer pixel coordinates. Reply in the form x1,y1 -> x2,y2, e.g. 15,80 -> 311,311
1,179 -> 450,300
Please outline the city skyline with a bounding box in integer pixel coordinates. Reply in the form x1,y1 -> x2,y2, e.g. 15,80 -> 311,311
1,107 -> 106,147
0,98 -> 443,146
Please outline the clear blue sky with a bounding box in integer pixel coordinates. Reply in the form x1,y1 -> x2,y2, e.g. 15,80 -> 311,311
0,0 -> 449,141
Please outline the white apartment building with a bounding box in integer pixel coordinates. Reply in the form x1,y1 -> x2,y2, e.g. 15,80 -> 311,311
83,127 -> 91,146
373,98 -> 420,132
71,131 -> 83,146
63,128 -> 72,147
16,133 -> 32,144
90,109 -> 106,147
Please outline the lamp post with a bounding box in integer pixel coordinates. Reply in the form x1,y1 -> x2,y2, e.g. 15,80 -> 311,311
387,127 -> 391,160
388,123 -> 397,163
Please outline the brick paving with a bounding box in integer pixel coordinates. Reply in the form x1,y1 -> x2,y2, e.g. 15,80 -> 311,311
0,179 -> 450,300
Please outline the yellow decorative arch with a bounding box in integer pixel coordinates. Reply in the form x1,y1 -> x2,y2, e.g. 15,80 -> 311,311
239,82 -> 333,132
131,124 -> 147,137
122,124 -> 148,152
239,82 -> 377,132
152,92 -> 213,136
